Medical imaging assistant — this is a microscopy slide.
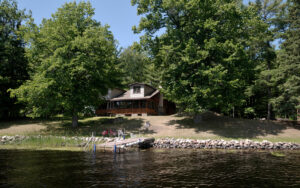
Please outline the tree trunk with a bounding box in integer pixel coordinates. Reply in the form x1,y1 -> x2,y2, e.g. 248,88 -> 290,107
72,113 -> 78,127
266,41 -> 272,120
267,102 -> 272,120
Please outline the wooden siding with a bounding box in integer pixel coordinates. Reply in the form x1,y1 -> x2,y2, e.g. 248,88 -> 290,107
97,108 -> 157,115
96,90 -> 176,116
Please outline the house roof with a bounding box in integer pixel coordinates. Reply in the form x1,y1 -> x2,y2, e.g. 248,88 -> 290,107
109,89 -> 160,101
129,82 -> 156,91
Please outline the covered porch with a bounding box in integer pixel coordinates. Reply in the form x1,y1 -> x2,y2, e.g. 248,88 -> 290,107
96,99 -> 158,115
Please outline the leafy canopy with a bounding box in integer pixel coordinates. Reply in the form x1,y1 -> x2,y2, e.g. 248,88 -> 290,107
0,0 -> 30,119
118,43 -> 160,87
132,0 -> 265,115
10,2 -> 120,121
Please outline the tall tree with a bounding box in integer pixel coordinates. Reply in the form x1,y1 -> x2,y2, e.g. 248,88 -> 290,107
0,0 -> 29,119
132,0 -> 264,116
118,43 -> 161,87
245,0 -> 285,119
10,2 -> 120,126
272,0 -> 300,119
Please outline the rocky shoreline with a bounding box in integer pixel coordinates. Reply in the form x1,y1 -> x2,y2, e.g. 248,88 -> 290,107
153,138 -> 300,150
1,135 -> 300,150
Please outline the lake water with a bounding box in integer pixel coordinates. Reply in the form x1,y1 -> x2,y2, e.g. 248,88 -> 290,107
0,149 -> 299,187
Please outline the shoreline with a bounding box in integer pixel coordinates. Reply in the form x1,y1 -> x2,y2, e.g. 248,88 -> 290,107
1,135 -> 300,151
153,138 -> 300,150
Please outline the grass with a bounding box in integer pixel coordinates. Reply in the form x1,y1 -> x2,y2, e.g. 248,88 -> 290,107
0,145 -> 83,151
0,116 -> 145,136
0,136 -> 86,151
42,116 -> 145,137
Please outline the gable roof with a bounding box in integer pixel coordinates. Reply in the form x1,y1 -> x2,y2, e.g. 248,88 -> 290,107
129,82 -> 156,90
109,83 -> 160,101
110,90 -> 159,101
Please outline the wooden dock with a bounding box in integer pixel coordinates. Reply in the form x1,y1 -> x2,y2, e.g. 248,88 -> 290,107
96,137 -> 155,153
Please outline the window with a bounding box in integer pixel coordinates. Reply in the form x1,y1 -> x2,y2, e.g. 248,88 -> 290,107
141,101 -> 146,108
133,101 -> 139,108
133,86 -> 141,94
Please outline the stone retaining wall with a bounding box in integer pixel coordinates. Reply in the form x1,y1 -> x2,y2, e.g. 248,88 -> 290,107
154,138 -> 300,150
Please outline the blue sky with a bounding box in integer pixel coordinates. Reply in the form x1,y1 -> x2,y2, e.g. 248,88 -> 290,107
17,0 -> 142,49
17,0 -> 253,49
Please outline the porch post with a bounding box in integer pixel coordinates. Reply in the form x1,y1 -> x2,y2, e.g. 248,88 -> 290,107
146,100 -> 148,114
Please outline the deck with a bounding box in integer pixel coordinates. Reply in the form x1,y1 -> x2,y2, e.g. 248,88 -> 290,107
96,137 -> 155,153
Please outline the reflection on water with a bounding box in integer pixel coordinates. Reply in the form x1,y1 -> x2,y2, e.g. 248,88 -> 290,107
0,149 -> 299,187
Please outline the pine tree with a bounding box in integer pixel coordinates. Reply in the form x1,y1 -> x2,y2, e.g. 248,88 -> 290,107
273,0 -> 300,119
118,43 -> 160,87
245,0 -> 285,119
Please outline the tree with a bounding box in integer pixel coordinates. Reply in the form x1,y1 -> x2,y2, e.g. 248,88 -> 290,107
0,0 -> 29,119
10,2 -> 120,126
272,0 -> 300,119
245,0 -> 285,120
132,0 -> 264,116
118,43 -> 161,87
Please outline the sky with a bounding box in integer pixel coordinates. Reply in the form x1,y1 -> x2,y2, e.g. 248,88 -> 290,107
17,0 -> 253,49
17,0 -> 142,49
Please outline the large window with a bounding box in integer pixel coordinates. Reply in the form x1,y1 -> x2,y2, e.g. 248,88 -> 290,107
133,101 -> 139,108
133,86 -> 141,94
141,101 -> 146,108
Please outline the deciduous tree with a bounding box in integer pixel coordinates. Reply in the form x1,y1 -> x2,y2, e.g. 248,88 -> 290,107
10,2 -> 120,126
132,0 -> 265,116
0,0 -> 29,119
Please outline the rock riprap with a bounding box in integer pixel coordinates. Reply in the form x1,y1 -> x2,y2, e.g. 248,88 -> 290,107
153,138 -> 300,150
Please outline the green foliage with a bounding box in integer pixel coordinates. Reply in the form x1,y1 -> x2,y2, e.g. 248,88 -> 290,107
10,2 -> 120,125
118,43 -> 160,86
244,107 -> 256,119
245,0 -> 285,119
0,0 -> 30,119
272,0 -> 300,119
132,0 -> 264,115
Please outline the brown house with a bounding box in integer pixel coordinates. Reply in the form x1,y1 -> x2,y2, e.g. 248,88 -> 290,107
96,83 -> 176,116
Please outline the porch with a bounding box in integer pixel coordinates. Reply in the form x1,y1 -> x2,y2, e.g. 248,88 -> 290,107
96,99 -> 158,116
